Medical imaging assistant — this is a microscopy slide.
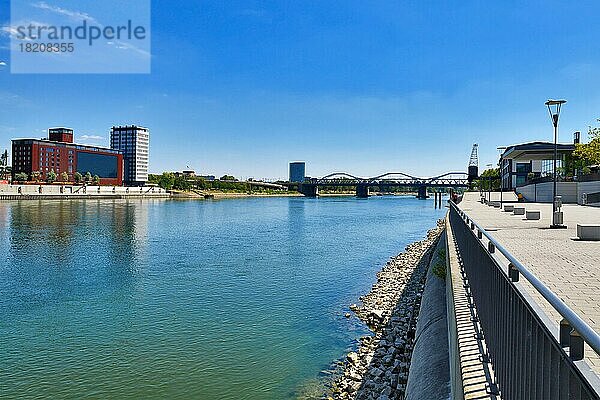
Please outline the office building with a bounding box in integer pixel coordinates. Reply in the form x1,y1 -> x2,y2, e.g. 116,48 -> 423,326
11,127 -> 123,185
289,161 -> 306,183
110,125 -> 149,186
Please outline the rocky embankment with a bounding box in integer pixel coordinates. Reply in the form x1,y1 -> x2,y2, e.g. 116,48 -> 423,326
330,220 -> 445,400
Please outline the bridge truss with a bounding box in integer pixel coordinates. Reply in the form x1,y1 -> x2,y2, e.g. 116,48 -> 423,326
306,171 -> 470,188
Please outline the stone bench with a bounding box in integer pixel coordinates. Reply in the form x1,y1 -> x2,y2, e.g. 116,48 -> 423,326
513,207 -> 526,216
576,224 -> 600,241
504,205 -> 514,212
526,210 -> 541,220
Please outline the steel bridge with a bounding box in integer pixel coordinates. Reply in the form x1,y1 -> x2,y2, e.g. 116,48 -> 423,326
298,171 -> 472,198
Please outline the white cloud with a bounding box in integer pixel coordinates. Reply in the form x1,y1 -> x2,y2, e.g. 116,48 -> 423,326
0,61 -> 6,66
79,135 -> 104,140
32,1 -> 99,24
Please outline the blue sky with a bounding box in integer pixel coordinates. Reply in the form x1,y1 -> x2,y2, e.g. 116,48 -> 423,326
1,0 -> 600,179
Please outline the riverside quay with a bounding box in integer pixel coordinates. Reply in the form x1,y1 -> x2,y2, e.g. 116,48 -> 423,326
443,192 -> 600,399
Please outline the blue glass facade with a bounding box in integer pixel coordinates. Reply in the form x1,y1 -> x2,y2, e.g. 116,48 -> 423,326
289,162 -> 305,183
77,152 -> 119,178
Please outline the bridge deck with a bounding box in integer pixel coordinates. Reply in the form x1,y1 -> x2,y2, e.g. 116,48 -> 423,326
458,192 -> 600,374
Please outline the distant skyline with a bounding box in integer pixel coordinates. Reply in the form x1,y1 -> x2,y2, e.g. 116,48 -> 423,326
2,1 -> 600,180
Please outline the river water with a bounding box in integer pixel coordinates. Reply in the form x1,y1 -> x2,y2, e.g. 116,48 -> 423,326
0,196 -> 446,399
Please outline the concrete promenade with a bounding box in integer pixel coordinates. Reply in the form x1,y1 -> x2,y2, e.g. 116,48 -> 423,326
458,192 -> 600,373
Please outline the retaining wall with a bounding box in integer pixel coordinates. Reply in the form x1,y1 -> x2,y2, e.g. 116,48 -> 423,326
578,181 -> 600,206
0,184 -> 170,199
517,182 -> 578,203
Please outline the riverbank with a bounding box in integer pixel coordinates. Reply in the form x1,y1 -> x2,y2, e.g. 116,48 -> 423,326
170,190 -> 304,199
170,190 -> 420,200
329,220 -> 445,399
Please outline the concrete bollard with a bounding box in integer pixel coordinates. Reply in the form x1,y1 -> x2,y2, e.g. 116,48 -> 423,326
526,210 -> 541,220
504,205 -> 514,212
513,207 -> 525,216
576,224 -> 600,241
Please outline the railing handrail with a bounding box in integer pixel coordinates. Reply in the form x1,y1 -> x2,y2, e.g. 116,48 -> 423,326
450,200 -> 600,356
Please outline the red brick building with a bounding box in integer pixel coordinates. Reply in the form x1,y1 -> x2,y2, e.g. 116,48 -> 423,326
12,128 -> 123,186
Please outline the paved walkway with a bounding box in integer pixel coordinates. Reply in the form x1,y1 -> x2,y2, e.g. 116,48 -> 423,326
458,192 -> 600,373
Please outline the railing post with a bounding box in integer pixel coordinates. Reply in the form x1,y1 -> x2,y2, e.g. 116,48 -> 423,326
488,241 -> 495,253
477,230 -> 482,239
560,318 -> 571,347
508,263 -> 519,282
570,330 -> 584,361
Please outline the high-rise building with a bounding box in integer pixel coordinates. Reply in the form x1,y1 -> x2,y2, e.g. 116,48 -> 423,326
11,127 -> 123,185
289,161 -> 306,183
110,125 -> 149,186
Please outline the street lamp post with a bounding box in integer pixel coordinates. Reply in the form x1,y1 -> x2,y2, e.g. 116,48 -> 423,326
497,147 -> 506,209
486,163 -> 493,203
545,99 -> 567,228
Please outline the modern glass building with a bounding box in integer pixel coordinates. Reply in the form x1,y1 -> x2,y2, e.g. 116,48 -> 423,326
289,161 -> 306,183
499,141 -> 575,189
11,128 -> 123,185
110,125 -> 149,186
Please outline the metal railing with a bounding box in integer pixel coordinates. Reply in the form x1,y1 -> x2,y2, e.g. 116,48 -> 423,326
448,202 -> 600,399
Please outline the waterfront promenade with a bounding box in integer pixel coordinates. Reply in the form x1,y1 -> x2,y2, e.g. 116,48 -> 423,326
457,192 -> 600,373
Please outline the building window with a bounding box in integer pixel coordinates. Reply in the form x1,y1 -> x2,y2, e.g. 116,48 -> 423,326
541,159 -> 563,177
516,163 -> 531,174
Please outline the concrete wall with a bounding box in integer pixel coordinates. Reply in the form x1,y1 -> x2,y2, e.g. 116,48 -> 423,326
405,232 -> 451,400
0,184 -> 168,197
577,181 -> 600,206
517,182 -> 578,203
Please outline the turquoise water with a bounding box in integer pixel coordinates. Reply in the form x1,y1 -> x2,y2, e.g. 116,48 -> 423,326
0,196 -> 446,399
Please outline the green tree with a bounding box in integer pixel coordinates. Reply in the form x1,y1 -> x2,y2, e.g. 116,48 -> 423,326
60,172 -> 69,182
92,175 -> 100,185
148,174 -> 160,185
31,170 -> 41,182
573,126 -> 600,169
173,175 -> 191,190
47,169 -> 57,183
194,177 -> 207,190
74,172 -> 83,183
475,168 -> 500,190
157,172 -> 175,190
84,172 -> 92,183
14,172 -> 28,182
220,175 -> 237,181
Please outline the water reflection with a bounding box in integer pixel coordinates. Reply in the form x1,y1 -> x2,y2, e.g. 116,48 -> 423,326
3,200 -> 151,307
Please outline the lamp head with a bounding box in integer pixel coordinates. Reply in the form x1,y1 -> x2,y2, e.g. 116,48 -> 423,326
545,99 -> 566,127
545,99 -> 566,106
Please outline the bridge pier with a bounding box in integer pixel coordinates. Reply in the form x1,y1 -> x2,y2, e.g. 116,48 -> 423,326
417,185 -> 429,200
299,183 -> 318,197
356,184 -> 370,198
